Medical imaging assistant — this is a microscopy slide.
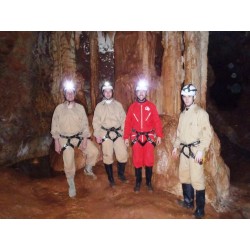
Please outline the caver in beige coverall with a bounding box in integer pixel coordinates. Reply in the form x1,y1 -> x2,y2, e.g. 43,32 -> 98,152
174,104 -> 213,190
92,99 -> 128,164
51,102 -> 99,178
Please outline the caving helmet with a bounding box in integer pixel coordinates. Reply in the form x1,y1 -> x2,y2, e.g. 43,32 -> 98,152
136,79 -> 148,91
181,83 -> 197,96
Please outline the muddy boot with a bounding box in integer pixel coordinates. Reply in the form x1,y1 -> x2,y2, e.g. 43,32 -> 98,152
67,177 -> 76,198
117,162 -> 129,183
194,190 -> 205,219
84,165 -> 97,180
178,184 -> 194,209
104,164 -> 115,187
134,167 -> 142,193
145,166 -> 153,192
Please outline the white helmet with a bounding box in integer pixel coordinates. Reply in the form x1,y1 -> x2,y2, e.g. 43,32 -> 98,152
136,79 -> 148,91
181,84 -> 197,96
102,81 -> 113,92
63,80 -> 76,93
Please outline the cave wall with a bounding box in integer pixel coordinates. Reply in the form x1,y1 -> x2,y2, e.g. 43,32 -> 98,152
0,32 -> 53,166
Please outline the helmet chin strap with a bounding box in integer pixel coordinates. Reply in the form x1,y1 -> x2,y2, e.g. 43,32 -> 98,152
136,97 -> 146,103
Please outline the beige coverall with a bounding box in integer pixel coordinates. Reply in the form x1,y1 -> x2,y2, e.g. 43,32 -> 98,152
174,104 -> 213,190
92,99 -> 128,164
51,102 -> 99,178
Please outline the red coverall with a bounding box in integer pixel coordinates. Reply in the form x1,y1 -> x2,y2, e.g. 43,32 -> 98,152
124,100 -> 163,168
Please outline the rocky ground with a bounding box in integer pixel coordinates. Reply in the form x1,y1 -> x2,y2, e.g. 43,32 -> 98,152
0,153 -> 249,219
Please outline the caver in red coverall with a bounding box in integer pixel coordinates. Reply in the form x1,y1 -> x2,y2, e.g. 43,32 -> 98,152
124,99 -> 163,192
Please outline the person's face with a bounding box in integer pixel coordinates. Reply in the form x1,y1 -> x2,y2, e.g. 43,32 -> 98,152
136,90 -> 147,101
65,91 -> 76,102
182,95 -> 195,107
103,89 -> 113,100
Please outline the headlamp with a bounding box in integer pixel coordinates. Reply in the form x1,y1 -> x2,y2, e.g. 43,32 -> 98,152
136,79 -> 148,91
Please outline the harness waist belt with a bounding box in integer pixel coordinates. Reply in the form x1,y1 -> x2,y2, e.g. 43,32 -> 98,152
59,132 -> 83,151
180,140 -> 200,159
101,126 -> 122,142
131,129 -> 156,147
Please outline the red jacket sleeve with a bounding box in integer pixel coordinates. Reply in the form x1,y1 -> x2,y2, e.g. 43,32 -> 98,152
152,103 -> 163,138
123,104 -> 134,139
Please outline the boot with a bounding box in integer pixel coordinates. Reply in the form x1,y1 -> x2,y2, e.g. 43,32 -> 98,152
194,190 -> 205,219
66,177 -> 76,198
178,184 -> 194,209
134,167 -> 142,193
104,164 -> 115,187
117,162 -> 129,183
84,165 -> 97,180
145,166 -> 153,192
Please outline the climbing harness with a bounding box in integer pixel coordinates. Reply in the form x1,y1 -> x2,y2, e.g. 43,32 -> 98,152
180,140 -> 202,164
60,132 -> 83,151
101,126 -> 122,142
131,129 -> 156,147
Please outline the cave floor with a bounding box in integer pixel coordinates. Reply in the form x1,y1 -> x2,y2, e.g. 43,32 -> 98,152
0,162 -> 249,219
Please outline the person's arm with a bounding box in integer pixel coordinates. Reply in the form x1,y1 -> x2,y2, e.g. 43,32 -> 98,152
54,138 -> 62,154
119,102 -> 127,134
152,104 -> 163,145
172,115 -> 182,158
123,105 -> 133,140
92,104 -> 103,143
172,147 -> 178,158
173,115 -> 182,150
51,106 -> 61,154
79,137 -> 88,150
81,106 -> 91,138
195,110 -> 213,163
196,111 -> 213,153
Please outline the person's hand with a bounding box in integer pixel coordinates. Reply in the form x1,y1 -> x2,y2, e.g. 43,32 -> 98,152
54,139 -> 61,154
172,148 -> 178,159
95,137 -> 102,144
80,138 -> 88,151
124,139 -> 130,147
195,151 -> 203,164
156,137 -> 161,145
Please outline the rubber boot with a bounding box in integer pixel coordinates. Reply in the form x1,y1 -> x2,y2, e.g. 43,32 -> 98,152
104,164 -> 115,187
117,162 -> 129,183
194,190 -> 205,218
67,176 -> 76,198
134,167 -> 142,193
178,184 -> 194,209
145,166 -> 153,192
84,165 -> 97,180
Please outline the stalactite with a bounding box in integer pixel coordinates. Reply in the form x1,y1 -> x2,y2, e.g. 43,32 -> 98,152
90,31 -> 99,112
183,31 -> 209,108
51,32 -> 77,104
161,31 -> 184,116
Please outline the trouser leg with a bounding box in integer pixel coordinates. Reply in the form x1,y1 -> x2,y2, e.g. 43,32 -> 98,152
134,167 -> 142,193
104,164 -> 115,187
117,162 -> 128,183
194,190 -> 205,218
145,166 -> 153,192
178,183 -> 194,209
66,176 -> 76,198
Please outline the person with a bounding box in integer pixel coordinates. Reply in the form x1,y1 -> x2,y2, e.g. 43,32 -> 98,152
51,80 -> 99,198
92,81 -> 128,187
124,79 -> 163,193
172,83 -> 213,218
